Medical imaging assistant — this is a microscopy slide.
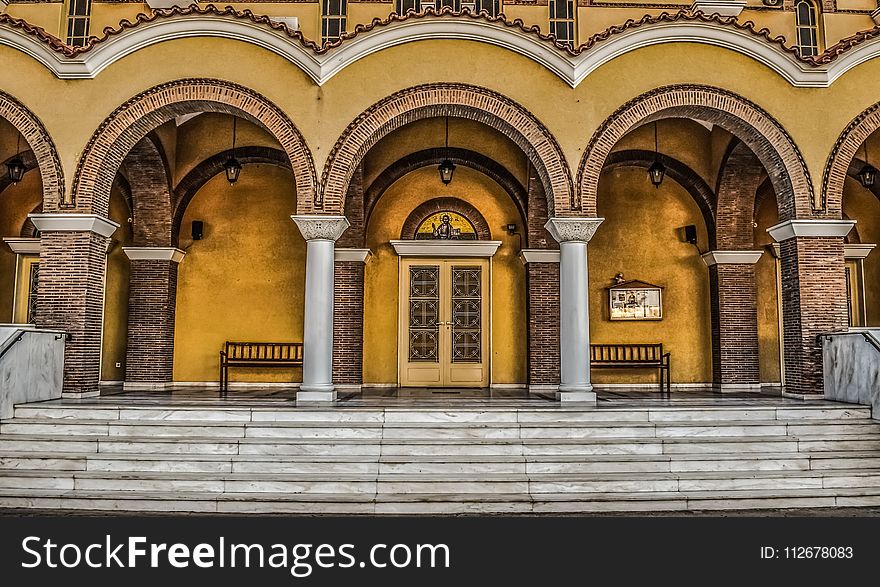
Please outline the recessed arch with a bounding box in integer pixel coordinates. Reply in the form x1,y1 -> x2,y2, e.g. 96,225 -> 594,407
823,101 -> 880,216
0,91 -> 64,208
400,197 -> 493,241
577,85 -> 815,221
319,83 -> 571,218
70,79 -> 315,217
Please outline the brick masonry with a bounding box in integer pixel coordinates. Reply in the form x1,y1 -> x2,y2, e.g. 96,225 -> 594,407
125,260 -> 178,383
333,261 -> 365,385
0,90 -> 64,209
319,83 -> 573,218
124,136 -> 173,247
577,84 -> 816,220
68,79 -> 316,218
822,99 -> 880,217
779,236 -> 849,396
527,262 -> 560,386
715,140 -> 764,250
709,264 -> 760,387
35,230 -> 109,396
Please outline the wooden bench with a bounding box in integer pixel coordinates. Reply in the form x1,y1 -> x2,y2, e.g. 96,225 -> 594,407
590,343 -> 671,396
219,342 -> 303,393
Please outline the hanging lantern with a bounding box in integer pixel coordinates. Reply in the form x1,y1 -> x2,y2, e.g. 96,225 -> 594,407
438,159 -> 456,185
648,160 -> 666,188
224,157 -> 242,185
857,142 -> 876,189
6,156 -> 25,184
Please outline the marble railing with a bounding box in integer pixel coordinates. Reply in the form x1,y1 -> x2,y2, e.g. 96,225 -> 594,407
823,329 -> 880,420
0,325 -> 65,419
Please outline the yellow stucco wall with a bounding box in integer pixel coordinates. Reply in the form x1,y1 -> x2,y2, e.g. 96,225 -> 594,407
363,165 -> 527,385
0,170 -> 41,323
591,166 -> 712,384
173,164 -> 305,383
754,193 -> 782,384
844,178 -> 880,327
100,184 -> 132,381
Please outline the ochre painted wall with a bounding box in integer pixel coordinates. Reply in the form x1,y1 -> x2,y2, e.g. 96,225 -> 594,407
100,184 -> 132,381
0,170 -> 42,323
173,164 -> 305,383
591,166 -> 712,384
363,166 -> 527,385
754,194 -> 782,384
843,178 -> 880,327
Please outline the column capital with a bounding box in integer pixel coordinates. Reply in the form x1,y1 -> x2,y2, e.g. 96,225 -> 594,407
844,243 -> 876,260
767,219 -> 855,242
3,237 -> 40,255
701,250 -> 763,266
544,217 -> 604,243
123,247 -> 186,263
29,213 -> 119,237
291,215 -> 350,242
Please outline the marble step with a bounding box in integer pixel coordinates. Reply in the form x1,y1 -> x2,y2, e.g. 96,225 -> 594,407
2,485 -> 880,514
12,404 -> 873,425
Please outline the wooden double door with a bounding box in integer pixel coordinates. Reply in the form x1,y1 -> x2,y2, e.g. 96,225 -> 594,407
398,258 -> 489,387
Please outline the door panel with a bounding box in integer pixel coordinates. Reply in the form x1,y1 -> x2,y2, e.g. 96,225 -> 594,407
399,258 -> 489,387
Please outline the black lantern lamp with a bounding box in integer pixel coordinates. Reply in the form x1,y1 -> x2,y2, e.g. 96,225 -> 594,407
857,141 -> 877,189
224,117 -> 242,185
6,131 -> 25,185
438,117 -> 455,185
648,121 -> 666,188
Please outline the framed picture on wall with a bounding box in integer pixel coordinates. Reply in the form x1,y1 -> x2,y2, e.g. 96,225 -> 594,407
608,280 -> 663,321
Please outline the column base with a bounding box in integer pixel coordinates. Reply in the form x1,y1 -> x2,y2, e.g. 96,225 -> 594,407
556,390 -> 597,404
783,391 -> 825,401
123,381 -> 173,391
297,387 -> 337,402
713,383 -> 762,394
61,390 -> 101,399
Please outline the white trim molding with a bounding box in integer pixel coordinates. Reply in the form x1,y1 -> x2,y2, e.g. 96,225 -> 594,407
390,240 -> 502,257
844,243 -> 876,259
123,247 -> 186,263
701,250 -> 764,266
335,248 -> 371,263
2,237 -> 39,255
519,249 -> 560,264
767,219 -> 856,242
29,213 -> 119,237
1,15 -> 879,88
691,1 -> 746,17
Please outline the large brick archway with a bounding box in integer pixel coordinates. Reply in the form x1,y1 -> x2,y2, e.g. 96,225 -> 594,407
577,85 -> 815,221
67,79 -> 316,217
317,83 -> 572,217
823,100 -> 880,215
0,90 -> 64,207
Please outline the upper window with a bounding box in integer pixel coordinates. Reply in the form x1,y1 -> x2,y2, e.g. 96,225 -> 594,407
66,0 -> 92,47
549,0 -> 575,49
795,0 -> 819,58
321,0 -> 347,45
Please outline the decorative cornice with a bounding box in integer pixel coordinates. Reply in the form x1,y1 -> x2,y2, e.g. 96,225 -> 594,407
335,248 -> 371,263
691,0 -> 746,17
520,249 -> 561,264
844,243 -> 876,259
390,240 -> 502,257
545,218 -> 604,243
291,215 -> 350,241
701,250 -> 764,266
123,246 -> 186,263
767,219 -> 856,241
28,213 -> 119,237
2,237 -> 39,255
1,8 -> 880,87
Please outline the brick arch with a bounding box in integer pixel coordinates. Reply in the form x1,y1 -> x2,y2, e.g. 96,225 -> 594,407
715,140 -> 766,250
602,149 -> 716,240
578,85 -> 814,221
0,91 -> 64,208
824,104 -> 880,213
400,197 -> 492,241
319,83 -> 572,217
171,146 -> 292,246
362,147 -> 528,238
123,135 -> 173,247
69,79 -> 315,217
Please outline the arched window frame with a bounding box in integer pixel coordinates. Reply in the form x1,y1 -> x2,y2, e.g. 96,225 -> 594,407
549,0 -> 576,49
794,0 -> 820,58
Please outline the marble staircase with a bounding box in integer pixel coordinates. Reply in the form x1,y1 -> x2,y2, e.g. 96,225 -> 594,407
1,401 -> 879,513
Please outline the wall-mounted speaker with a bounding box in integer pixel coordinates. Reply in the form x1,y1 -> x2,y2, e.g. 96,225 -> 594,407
192,220 -> 204,241
684,224 -> 698,245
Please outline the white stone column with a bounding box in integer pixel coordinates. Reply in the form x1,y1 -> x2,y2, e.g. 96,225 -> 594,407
545,217 -> 604,404
291,215 -> 350,402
